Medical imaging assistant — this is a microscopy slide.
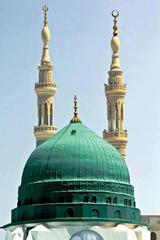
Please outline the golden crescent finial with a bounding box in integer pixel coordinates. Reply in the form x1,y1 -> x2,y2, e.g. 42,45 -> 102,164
112,10 -> 119,18
74,95 -> 78,118
43,5 -> 48,12
70,95 -> 81,123
111,10 -> 119,36
43,5 -> 48,26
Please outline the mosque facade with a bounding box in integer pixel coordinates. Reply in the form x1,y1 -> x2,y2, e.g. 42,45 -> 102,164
3,6 -> 151,240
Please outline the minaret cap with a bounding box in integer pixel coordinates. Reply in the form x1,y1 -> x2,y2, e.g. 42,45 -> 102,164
41,5 -> 51,45
41,5 -> 51,64
111,10 -> 120,53
70,96 -> 81,123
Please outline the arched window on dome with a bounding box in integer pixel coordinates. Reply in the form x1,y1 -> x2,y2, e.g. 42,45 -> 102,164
28,197 -> 33,205
113,197 -> 117,204
113,210 -> 121,219
128,199 -> 131,206
39,196 -> 46,204
151,232 -> 157,240
44,103 -> 48,125
41,209 -> 49,219
65,208 -> 74,218
134,201 -> 136,207
39,196 -> 49,204
83,196 -> 89,203
106,197 -> 112,204
59,196 -> 65,203
22,211 -> 28,220
91,209 -> 100,218
130,212 -> 135,221
124,198 -> 127,205
91,196 -> 97,203
68,195 -> 73,202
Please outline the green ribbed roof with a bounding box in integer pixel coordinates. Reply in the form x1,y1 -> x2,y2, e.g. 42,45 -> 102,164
11,121 -> 140,225
22,122 -> 130,185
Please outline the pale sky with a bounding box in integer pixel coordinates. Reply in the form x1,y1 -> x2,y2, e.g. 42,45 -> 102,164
1,0 -> 160,238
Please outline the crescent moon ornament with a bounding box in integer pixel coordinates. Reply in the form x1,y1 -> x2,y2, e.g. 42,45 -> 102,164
112,10 -> 119,18
43,5 -> 48,12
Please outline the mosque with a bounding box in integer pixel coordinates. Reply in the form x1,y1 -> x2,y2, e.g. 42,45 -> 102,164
2,5 -> 152,240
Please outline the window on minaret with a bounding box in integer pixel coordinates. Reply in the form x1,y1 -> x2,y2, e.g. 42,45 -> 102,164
50,104 -> 53,125
121,103 -> 124,121
115,102 -> 118,129
44,103 -> 48,125
108,103 -> 112,118
38,105 -> 42,125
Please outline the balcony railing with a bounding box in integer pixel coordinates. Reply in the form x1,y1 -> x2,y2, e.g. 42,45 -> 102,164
34,126 -> 58,131
35,82 -> 56,89
103,130 -> 128,138
105,84 -> 126,91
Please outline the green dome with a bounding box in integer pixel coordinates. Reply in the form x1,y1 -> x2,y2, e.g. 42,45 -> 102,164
22,122 -> 130,185
11,122 -> 140,225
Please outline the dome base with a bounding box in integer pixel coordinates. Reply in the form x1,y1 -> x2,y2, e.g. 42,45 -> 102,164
11,203 -> 140,225
3,221 -> 150,240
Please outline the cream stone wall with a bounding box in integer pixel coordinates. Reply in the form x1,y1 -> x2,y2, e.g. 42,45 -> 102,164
4,222 -> 150,240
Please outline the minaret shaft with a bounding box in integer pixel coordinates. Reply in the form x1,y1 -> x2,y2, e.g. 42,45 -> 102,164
34,6 -> 57,146
103,11 -> 128,159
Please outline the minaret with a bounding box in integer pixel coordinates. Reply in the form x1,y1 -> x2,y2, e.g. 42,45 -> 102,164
34,5 -> 57,146
103,10 -> 128,159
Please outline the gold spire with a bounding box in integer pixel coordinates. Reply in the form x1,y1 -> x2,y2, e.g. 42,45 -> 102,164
70,96 -> 81,123
110,10 -> 121,71
41,5 -> 51,64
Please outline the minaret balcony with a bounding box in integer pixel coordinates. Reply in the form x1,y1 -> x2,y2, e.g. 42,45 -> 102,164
103,129 -> 128,139
34,125 -> 58,145
35,82 -> 57,95
34,125 -> 58,132
105,84 -> 126,95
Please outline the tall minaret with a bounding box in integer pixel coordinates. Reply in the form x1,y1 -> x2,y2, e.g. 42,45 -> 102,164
34,5 -> 57,146
103,10 -> 128,159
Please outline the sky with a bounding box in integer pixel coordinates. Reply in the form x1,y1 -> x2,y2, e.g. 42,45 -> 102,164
1,0 -> 160,238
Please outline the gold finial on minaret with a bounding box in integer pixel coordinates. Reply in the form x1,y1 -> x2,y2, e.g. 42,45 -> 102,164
110,10 -> 121,71
43,5 -> 48,26
73,95 -> 78,118
70,96 -> 81,123
41,5 -> 51,63
112,10 -> 119,36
